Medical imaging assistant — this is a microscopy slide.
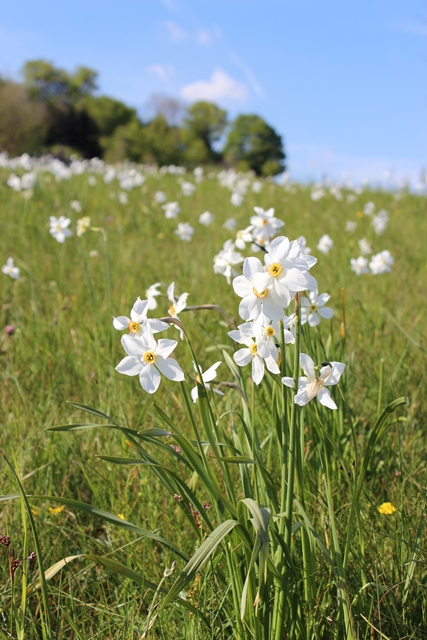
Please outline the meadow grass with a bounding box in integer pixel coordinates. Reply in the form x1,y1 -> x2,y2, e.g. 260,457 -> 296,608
1,165 -> 426,638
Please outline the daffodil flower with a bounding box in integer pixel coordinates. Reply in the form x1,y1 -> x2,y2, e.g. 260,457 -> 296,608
229,322 -> 280,385
113,297 -> 168,337
191,361 -> 224,402
115,327 -> 184,394
300,290 -> 334,327
288,353 -> 345,410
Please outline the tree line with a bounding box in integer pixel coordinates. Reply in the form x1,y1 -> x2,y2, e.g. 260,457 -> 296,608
0,60 -> 285,175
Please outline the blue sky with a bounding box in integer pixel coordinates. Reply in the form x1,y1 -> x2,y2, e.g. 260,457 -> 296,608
1,0 -> 426,183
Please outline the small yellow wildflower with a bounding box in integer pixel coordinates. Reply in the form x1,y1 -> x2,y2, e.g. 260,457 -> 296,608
356,211 -> 364,218
117,513 -> 126,520
378,502 -> 397,515
31,509 -> 39,517
49,505 -> 65,515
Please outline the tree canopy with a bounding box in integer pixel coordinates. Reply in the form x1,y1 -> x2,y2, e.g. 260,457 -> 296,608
224,114 -> 285,176
1,59 -> 286,174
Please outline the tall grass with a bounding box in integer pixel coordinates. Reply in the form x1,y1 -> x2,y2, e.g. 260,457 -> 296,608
1,165 -> 426,638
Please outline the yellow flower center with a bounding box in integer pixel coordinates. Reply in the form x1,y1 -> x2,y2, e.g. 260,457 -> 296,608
249,343 -> 258,355
169,305 -> 176,316
253,286 -> 268,298
143,351 -> 156,364
265,326 -> 276,337
128,321 -> 141,334
309,304 -> 318,312
262,219 -> 268,226
268,262 -> 282,277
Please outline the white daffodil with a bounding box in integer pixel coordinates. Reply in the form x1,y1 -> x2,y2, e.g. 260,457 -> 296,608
250,207 -> 284,243
350,256 -> 369,275
317,234 -> 333,255
369,250 -> 394,274
2,257 -> 20,279
230,192 -> 243,207
213,240 -> 244,284
191,361 -> 224,402
115,329 -> 184,394
252,315 -> 295,359
113,297 -> 168,336
199,211 -> 214,226
297,236 -> 311,255
345,221 -> 357,232
232,256 -> 284,322
154,191 -> 167,203
290,353 -> 345,410
235,225 -> 254,250
70,200 -> 82,213
167,282 -> 189,339
145,283 -> 161,310
364,201 -> 375,216
162,202 -> 180,219
253,236 -> 318,310
49,216 -> 72,243
175,222 -> 194,241
228,322 -> 280,385
372,209 -> 389,235
358,238 -> 372,255
223,217 -> 237,231
76,216 -> 91,237
181,181 -> 196,196
301,290 -> 334,327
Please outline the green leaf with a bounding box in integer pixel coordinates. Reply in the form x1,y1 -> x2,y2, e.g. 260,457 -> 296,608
160,519 -> 239,611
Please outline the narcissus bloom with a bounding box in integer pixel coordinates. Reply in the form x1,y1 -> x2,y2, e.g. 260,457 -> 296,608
317,234 -> 333,255
369,250 -> 394,275
191,361 -> 224,402
175,222 -> 194,241
113,297 -> 168,336
162,202 -> 180,219
145,283 -> 161,310
76,216 -> 91,237
199,211 -> 214,226
232,256 -> 284,321
116,329 -> 184,394
2,257 -> 20,279
288,353 -> 345,410
301,290 -> 334,326
351,256 -> 369,275
49,216 -> 72,243
213,240 -> 243,284
228,322 -> 280,385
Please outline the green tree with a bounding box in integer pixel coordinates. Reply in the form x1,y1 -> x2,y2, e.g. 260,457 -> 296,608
22,60 -> 100,158
224,114 -> 285,175
84,95 -> 136,138
0,81 -> 47,155
182,101 -> 227,162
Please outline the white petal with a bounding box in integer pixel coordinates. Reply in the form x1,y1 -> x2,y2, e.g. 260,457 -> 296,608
202,361 -> 222,383
324,362 -> 346,386
233,276 -> 253,298
234,348 -> 253,367
308,312 -> 320,327
139,365 -> 161,394
265,355 -> 280,375
316,293 -> 331,306
317,387 -> 337,410
155,338 -> 178,359
299,353 -> 315,380
121,334 -> 145,356
281,376 -> 294,388
155,356 -> 185,381
115,355 -> 141,376
113,316 -> 130,331
191,386 -> 199,402
318,307 -> 334,319
131,298 -> 149,321
243,256 -> 263,280
147,318 -> 170,333
252,356 -> 265,385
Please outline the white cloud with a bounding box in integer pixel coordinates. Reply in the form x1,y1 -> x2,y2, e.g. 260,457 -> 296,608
146,64 -> 174,84
228,51 -> 266,99
180,69 -> 248,102
197,29 -> 212,45
164,20 -> 187,41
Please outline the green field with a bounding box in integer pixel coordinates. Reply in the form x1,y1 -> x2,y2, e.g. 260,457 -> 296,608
1,161 -> 426,639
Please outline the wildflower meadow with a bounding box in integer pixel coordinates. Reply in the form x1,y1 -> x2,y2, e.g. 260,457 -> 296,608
1,153 -> 427,639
